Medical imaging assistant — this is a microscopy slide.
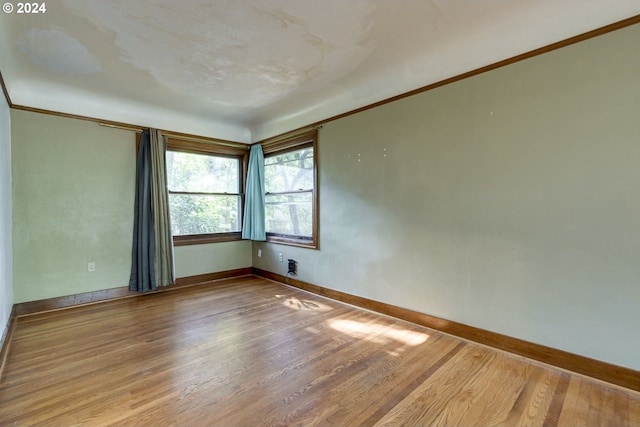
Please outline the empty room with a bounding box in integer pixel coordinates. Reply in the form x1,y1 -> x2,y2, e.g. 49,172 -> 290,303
1,1 -> 639,425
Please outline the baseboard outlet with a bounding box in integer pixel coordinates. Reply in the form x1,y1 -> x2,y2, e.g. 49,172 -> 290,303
13,267 -> 252,316
252,268 -> 639,392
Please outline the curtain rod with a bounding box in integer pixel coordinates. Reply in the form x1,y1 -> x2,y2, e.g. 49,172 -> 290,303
99,123 -> 144,133
99,123 -> 249,149
100,119 -> 316,149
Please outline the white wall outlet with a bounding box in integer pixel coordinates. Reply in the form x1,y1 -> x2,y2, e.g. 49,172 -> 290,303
88,262 -> 96,272
278,252 -> 283,262
257,249 -> 262,258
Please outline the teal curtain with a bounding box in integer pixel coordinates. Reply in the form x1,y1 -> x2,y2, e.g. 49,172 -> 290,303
242,144 -> 266,240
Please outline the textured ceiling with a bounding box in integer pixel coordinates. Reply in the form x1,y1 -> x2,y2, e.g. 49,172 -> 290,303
1,0 -> 639,142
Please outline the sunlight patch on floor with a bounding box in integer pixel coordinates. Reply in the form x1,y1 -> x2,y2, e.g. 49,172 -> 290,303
327,318 -> 429,346
305,326 -> 321,334
276,295 -> 334,312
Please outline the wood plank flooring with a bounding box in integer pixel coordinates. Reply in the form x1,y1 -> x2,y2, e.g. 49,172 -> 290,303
1,275 -> 638,426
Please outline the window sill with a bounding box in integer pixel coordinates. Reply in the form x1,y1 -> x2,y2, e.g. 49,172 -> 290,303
173,232 -> 242,246
266,234 -> 318,249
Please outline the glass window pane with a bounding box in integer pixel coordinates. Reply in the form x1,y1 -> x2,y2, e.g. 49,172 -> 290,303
264,148 -> 313,193
167,151 -> 239,193
265,192 -> 312,237
169,194 -> 241,235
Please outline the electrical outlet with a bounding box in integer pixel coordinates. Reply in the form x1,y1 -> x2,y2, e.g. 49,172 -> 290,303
88,262 -> 96,272
278,252 -> 283,262
257,249 -> 262,258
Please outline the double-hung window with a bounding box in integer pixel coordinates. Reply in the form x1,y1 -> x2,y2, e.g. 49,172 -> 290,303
165,139 -> 247,245
263,131 -> 318,248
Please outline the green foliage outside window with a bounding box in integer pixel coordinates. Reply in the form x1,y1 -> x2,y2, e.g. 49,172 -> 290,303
166,151 -> 241,235
265,147 -> 313,237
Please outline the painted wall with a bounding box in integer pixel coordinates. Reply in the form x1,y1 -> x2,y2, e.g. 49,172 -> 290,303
174,241 -> 251,278
0,94 -> 13,339
11,110 -> 251,303
254,24 -> 640,370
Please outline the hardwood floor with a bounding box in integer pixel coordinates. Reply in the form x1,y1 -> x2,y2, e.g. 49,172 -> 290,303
1,276 -> 638,426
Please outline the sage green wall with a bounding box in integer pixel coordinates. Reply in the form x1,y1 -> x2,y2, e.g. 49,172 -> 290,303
174,241 -> 251,278
253,24 -> 640,370
12,110 -> 136,303
0,94 -> 13,338
11,110 -> 251,303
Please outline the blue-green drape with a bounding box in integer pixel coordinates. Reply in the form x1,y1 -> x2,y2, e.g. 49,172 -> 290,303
242,144 -> 266,240
130,129 -> 175,293
130,130 -> 156,292
149,129 -> 175,287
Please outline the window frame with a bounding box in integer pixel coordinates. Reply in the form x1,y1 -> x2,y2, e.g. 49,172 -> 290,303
262,130 -> 318,249
166,138 -> 248,246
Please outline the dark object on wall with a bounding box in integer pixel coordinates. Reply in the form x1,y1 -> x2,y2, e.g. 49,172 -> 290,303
287,259 -> 297,276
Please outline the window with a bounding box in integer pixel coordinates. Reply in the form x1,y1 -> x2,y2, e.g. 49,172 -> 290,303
263,131 -> 318,248
165,138 -> 247,245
